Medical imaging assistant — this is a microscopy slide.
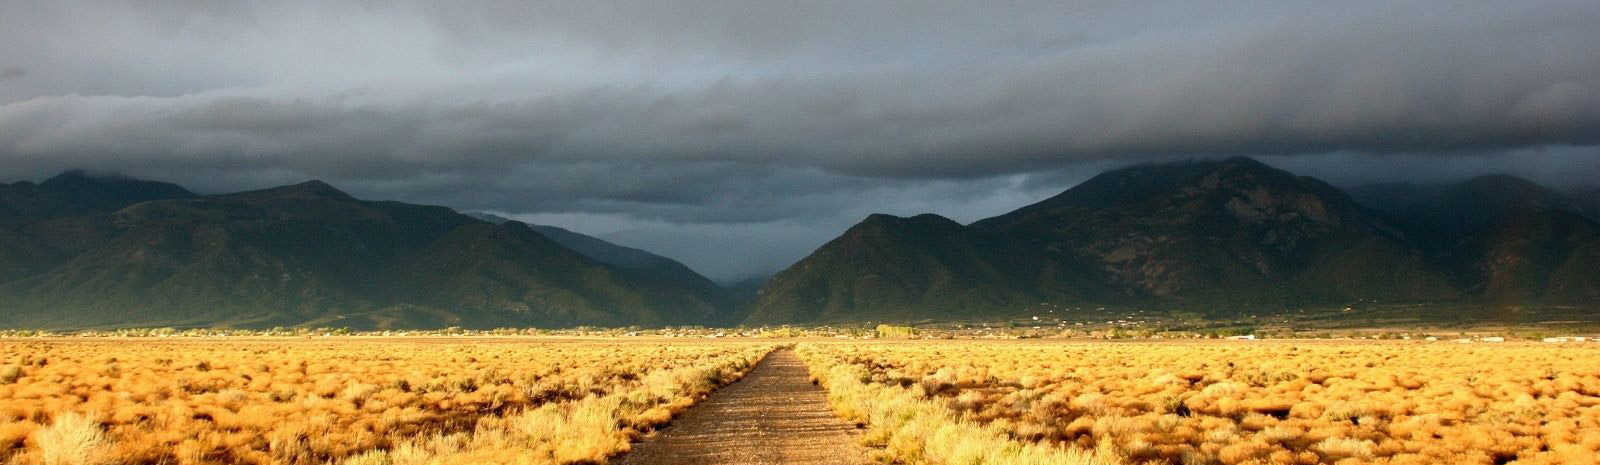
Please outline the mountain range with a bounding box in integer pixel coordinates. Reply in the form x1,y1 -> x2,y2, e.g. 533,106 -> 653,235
741,158 -> 1600,325
0,173 -> 733,329
4,158 -> 1598,329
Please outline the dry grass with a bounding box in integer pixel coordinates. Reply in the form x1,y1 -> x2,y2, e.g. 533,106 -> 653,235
798,345 -> 1118,465
0,338 -> 773,465
798,340 -> 1600,465
33,412 -> 108,465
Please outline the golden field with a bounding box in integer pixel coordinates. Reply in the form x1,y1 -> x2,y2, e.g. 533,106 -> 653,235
799,340 -> 1600,465
0,338 -> 774,465
5,337 -> 1598,465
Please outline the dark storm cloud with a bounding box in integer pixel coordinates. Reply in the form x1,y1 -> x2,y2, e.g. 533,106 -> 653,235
2,0 -> 1598,279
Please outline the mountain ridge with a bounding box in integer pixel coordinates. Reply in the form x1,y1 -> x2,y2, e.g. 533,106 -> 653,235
5,163 -> 1598,329
464,211 -> 738,314
0,174 -> 733,329
743,158 -> 1596,325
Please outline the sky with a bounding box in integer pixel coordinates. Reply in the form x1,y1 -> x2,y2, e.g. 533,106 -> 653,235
2,0 -> 1598,283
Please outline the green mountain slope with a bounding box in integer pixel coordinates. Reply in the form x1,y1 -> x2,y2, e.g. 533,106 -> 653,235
972,157 -> 1457,305
1399,176 -> 1600,305
0,176 -> 731,329
467,212 -> 738,317
745,158 -> 1467,325
396,221 -> 722,327
0,171 -> 196,224
740,213 -> 1108,325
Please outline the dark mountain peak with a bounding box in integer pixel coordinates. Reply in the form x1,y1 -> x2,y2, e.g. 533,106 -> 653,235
464,211 -> 514,224
851,213 -> 965,239
1185,155 -> 1278,176
233,180 -> 355,202
38,169 -> 140,187
1408,175 -> 1587,241
861,212 -> 959,226
952,156 -> 1453,305
39,168 -> 95,184
1039,157 -> 1304,210
907,212 -> 959,223
2,171 -> 196,223
37,169 -> 196,197
1445,174 -> 1578,212
497,219 -> 532,231
742,210 -> 1075,325
977,156 -> 1368,233
286,180 -> 350,198
1190,157 -> 1321,190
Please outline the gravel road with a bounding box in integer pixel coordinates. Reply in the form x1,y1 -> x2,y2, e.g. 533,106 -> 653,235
615,349 -> 871,465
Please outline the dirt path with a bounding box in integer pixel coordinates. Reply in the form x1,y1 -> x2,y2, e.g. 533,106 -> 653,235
615,349 -> 871,465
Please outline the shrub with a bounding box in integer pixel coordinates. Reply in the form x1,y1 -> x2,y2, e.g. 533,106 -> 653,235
1314,437 -> 1376,460
340,450 -> 393,465
0,365 -> 20,384
33,413 -> 109,465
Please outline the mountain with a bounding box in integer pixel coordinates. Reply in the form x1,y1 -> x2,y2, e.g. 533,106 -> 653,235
741,213 -> 1107,325
1342,182 -> 1445,218
465,212 -> 736,313
463,211 -> 516,224
1,170 -> 196,224
1395,175 -> 1600,305
744,157 -> 1468,325
1400,175 -> 1589,246
721,274 -> 771,303
972,157 -> 1458,304
1,171 -> 197,283
597,228 -> 808,287
0,175 -> 730,329
1568,186 -> 1600,222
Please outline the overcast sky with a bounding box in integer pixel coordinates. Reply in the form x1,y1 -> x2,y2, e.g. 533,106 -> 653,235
2,1 -> 1598,282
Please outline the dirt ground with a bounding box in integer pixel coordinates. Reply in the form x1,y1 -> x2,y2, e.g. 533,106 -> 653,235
615,349 -> 871,465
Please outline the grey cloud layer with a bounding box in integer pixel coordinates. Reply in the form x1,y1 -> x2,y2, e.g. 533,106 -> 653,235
2,0 -> 1598,279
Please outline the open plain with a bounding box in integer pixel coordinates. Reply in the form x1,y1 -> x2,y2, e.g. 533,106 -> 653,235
2,337 -> 1598,465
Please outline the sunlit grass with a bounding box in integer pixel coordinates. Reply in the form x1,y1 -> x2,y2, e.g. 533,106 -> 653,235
0,339 -> 773,465
799,340 -> 1600,465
